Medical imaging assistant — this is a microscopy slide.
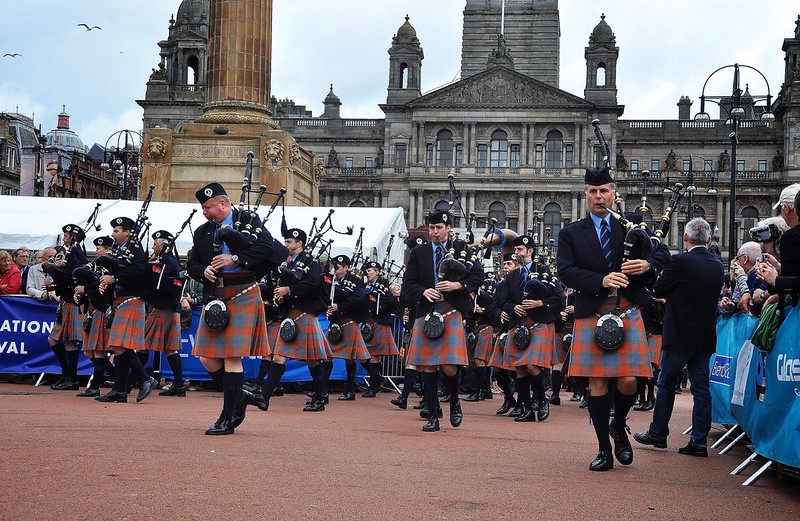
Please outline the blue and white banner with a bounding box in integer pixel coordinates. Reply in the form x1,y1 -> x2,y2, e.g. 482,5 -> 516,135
710,313 -> 759,423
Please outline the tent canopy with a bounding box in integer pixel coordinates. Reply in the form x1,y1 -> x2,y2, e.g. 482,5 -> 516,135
0,196 -> 408,269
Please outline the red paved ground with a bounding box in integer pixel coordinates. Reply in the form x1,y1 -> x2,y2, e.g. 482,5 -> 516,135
1,381 -> 798,520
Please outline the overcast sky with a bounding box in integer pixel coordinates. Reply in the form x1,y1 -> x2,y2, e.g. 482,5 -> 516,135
1,1 -> 797,149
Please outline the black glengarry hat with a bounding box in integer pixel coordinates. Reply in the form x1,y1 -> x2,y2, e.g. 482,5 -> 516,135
584,166 -> 614,186
427,209 -> 452,225
195,182 -> 227,203
283,228 -> 307,244
110,217 -> 136,231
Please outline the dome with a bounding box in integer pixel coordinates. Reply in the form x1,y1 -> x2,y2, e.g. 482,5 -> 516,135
589,14 -> 615,45
176,0 -> 209,24
394,15 -> 419,45
324,84 -> 341,105
46,129 -> 85,153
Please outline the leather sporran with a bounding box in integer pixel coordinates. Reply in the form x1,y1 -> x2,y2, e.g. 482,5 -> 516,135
203,299 -> 229,332
422,312 -> 445,340
179,308 -> 193,330
82,311 -> 93,334
327,323 -> 343,344
56,302 -> 64,324
104,308 -> 115,330
513,325 -> 531,349
595,313 -> 624,351
279,317 -> 298,342
360,322 -> 374,342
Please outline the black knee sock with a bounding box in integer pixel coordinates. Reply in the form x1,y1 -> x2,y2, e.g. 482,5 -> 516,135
262,362 -> 285,400
421,371 -> 439,415
112,353 -> 129,393
166,353 -> 184,389
636,377 -> 646,401
496,369 -> 513,400
445,369 -> 461,405
308,363 -> 324,401
368,362 -> 382,391
345,362 -> 357,393
484,366 -> 494,393
257,359 -> 272,384
103,358 -> 116,380
516,375 -> 531,409
208,368 -> 224,390
533,373 -> 546,403
646,377 -> 656,401
473,366 -> 486,393
587,394 -> 612,451
50,342 -> 68,375
65,349 -> 80,380
400,368 -> 418,400
122,349 -> 149,382
612,388 -> 637,431
551,369 -> 564,396
222,371 -> 244,421
321,360 -> 333,397
136,350 -> 150,373
90,357 -> 105,389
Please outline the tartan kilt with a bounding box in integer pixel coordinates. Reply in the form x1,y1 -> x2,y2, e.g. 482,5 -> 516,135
472,325 -> 494,362
108,297 -> 145,351
272,308 -> 329,362
49,301 -> 83,343
407,304 -> 468,367
264,320 -> 280,357
553,331 -> 569,365
193,283 -> 268,359
489,331 -> 514,371
504,318 -> 555,368
329,320 -> 370,360
82,310 -> 108,354
647,334 -> 663,368
567,296 -> 652,378
365,322 -> 399,357
145,308 -> 181,352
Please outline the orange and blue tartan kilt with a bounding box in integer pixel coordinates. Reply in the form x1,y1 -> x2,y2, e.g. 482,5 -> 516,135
647,333 -> 662,368
264,320 -> 280,357
49,301 -> 83,343
504,318 -> 555,368
194,283 -> 268,359
82,310 -> 108,354
145,308 -> 181,352
272,308 -> 329,362
329,320 -> 370,360
108,297 -> 145,351
489,331 -> 514,371
407,303 -> 468,367
567,296 -> 652,378
472,325 -> 494,362
365,322 -> 399,357
553,330 -> 569,365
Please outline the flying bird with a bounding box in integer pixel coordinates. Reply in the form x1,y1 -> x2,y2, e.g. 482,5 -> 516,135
3,53 -> 22,58
77,23 -> 102,31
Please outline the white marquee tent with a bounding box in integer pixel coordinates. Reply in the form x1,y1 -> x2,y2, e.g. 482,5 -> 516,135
0,196 -> 408,269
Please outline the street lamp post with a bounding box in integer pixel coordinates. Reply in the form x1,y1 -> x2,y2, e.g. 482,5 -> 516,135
100,130 -> 142,200
694,63 -> 774,262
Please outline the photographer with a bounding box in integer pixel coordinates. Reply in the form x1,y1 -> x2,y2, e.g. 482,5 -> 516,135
758,186 -> 800,297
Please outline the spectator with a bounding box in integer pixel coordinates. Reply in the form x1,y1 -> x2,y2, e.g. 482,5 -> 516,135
26,247 -> 57,300
12,247 -> 31,289
33,250 -> 44,264
733,241 -> 766,313
0,250 -> 23,294
755,216 -> 788,261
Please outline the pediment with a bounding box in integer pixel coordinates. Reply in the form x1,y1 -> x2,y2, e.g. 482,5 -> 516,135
408,65 -> 593,110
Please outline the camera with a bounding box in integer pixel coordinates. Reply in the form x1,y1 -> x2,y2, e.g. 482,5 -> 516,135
749,223 -> 780,243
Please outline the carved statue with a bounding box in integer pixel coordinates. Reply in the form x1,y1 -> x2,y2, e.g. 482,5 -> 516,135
288,142 -> 301,165
149,62 -> 167,82
327,146 -> 339,168
665,149 -> 677,171
313,160 -> 326,186
616,148 -> 628,171
717,149 -> 730,171
264,139 -> 285,165
376,146 -> 384,168
145,137 -> 168,160
772,149 -> 784,171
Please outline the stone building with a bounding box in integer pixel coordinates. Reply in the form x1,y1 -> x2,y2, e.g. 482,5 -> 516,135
140,0 -> 800,258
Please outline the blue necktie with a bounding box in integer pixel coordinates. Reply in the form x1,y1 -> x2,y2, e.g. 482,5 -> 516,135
600,219 -> 613,269
434,246 -> 444,283
519,265 -> 528,291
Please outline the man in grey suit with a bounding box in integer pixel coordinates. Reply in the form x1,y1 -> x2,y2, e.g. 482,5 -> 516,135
634,218 -> 724,457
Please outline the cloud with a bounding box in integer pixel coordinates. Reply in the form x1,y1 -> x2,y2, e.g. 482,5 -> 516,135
0,81 -> 47,122
72,108 -> 143,149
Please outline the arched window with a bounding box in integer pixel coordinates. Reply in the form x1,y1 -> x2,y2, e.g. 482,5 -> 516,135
349,200 -> 366,208
399,63 -> 408,89
490,130 -> 508,167
596,62 -> 607,87
740,206 -> 759,244
488,201 -> 507,227
545,130 -> 563,168
187,55 -> 199,85
436,129 -> 454,167
544,202 -> 562,243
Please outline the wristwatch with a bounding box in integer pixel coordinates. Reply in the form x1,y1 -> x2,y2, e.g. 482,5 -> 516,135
231,254 -> 239,264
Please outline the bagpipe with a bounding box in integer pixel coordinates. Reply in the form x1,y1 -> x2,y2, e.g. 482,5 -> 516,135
45,203 -> 103,290
94,184 -> 156,275
511,268 -> 559,349
150,209 -> 196,294
325,270 -> 359,345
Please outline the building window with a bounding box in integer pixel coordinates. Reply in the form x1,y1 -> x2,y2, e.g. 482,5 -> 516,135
704,159 -> 713,171
425,144 -> 434,166
565,144 -> 573,168
489,130 -> 508,167
365,157 -> 373,168
630,159 -> 639,172
345,157 -> 354,168
395,144 -> 407,167
545,130 -> 563,168
682,159 -> 691,172
510,145 -> 520,168
544,202 -> 562,244
477,144 -> 488,167
596,62 -> 606,87
436,129 -> 454,167
737,160 -> 745,172
5,147 -> 16,169
534,144 -> 543,168
593,145 -> 603,167
741,206 -> 759,244
488,201 -> 507,226
758,160 -> 767,172
350,200 -> 367,207
651,159 -> 660,172
455,144 -> 463,166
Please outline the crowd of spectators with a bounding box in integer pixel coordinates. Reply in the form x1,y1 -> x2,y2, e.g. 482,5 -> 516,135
0,245 -> 59,297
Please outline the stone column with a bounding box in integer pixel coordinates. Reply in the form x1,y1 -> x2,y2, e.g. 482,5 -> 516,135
409,191 -> 416,227
526,191 -> 534,232
463,124 -> 470,165
469,123 -> 477,163
571,192 -> 579,222
468,190 -> 475,217
716,196 -> 725,247
198,0 -> 275,126
521,124 -> 528,165
418,124 -> 426,165
416,190 -> 425,224
410,123 -> 418,165
518,191 -> 526,234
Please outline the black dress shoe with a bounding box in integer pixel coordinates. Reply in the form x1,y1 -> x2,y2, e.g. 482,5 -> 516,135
611,422 -> 633,465
570,391 -> 582,402
508,405 -> 523,417
390,395 -> 407,409
496,397 -> 516,415
579,396 -> 588,409
589,450 -> 614,471
52,378 -> 79,391
537,399 -> 551,422
464,390 -> 481,402
439,393 -> 451,403
338,391 -> 356,401
449,400 -> 463,428
641,399 -> 655,411
362,389 -> 377,398
633,431 -> 668,449
76,388 -> 100,397
514,408 -> 536,422
549,394 -> 561,406
483,389 -> 493,400
303,399 -> 325,412
632,401 -> 646,411
205,418 -> 234,435
49,376 -> 67,390
232,389 -> 254,428
422,418 -> 440,432
678,443 -> 708,457
272,386 -> 285,397
136,376 -> 158,403
158,387 -> 186,397
95,390 -> 127,403
419,407 -> 443,419
412,400 -> 425,410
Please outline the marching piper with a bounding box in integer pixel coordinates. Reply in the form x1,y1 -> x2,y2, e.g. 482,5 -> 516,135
361,260 -> 399,397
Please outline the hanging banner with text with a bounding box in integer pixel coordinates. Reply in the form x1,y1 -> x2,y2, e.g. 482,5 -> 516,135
710,313 -> 759,424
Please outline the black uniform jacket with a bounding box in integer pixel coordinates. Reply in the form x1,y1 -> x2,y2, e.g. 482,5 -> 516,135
497,264 -> 563,325
327,271 -> 369,323
145,252 -> 182,310
557,214 -> 671,318
283,251 -> 327,315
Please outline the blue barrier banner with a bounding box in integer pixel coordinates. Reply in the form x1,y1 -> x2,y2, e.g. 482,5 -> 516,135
0,296 -> 92,375
710,313 -> 759,424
